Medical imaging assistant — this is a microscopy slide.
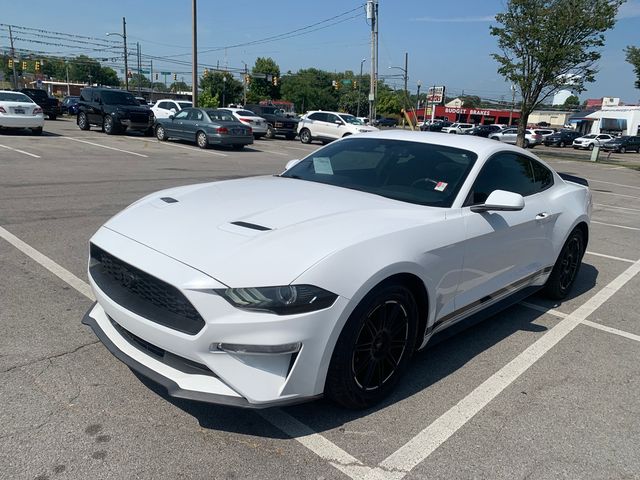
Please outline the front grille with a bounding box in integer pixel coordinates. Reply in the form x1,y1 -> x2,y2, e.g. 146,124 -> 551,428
110,317 -> 217,377
90,244 -> 205,335
130,113 -> 149,123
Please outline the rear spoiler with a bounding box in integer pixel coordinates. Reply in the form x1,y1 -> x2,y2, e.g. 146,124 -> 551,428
558,173 -> 589,187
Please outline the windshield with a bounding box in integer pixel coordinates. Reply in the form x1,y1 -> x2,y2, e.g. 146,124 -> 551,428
582,134 -> 597,139
205,110 -> 236,122
0,92 -> 33,102
236,110 -> 258,116
102,91 -> 138,106
25,90 -> 48,100
177,102 -> 192,109
340,114 -> 364,125
281,138 -> 477,207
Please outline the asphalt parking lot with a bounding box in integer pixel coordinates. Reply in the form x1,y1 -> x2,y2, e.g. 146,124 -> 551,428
2,117 -> 639,480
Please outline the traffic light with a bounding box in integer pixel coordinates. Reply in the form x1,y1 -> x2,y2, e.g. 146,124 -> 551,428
332,80 -> 340,91
155,73 -> 158,80
272,76 -> 278,86
127,70 -> 132,78
173,73 -> 178,81
8,58 -> 13,68
353,80 -> 358,90
22,61 -> 27,70
203,68 -> 209,76
35,60 -> 41,71
244,74 -> 251,85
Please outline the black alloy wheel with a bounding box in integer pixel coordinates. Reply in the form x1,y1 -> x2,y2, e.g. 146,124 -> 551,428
544,228 -> 585,300
103,115 -> 117,135
326,283 -> 418,409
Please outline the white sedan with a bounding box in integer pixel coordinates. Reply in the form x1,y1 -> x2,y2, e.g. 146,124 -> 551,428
83,131 -> 591,409
219,107 -> 268,139
0,90 -> 45,135
151,99 -> 193,119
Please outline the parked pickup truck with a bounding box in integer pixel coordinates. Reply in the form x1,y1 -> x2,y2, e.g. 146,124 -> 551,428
20,88 -> 62,120
244,104 -> 298,139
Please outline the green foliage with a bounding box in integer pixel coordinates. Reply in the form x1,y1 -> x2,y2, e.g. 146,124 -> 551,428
490,0 -> 622,145
625,46 -> 640,90
280,68 -> 338,112
170,81 -> 189,93
461,95 -> 482,108
151,82 -> 168,92
376,84 -> 403,116
200,71 -> 243,106
563,95 -> 580,108
249,57 -> 281,101
198,89 -> 219,108
129,73 -> 152,89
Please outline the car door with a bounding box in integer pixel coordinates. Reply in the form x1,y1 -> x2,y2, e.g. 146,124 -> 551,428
596,134 -> 611,145
87,90 -> 103,125
500,128 -> 517,143
309,112 -> 330,139
454,152 -> 557,314
166,108 -> 190,138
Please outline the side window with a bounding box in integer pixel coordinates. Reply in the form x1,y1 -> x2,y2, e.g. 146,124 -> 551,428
158,101 -> 170,110
326,114 -> 340,124
174,110 -> 189,120
79,89 -> 91,102
188,110 -> 204,121
468,153 -> 536,205
308,112 -> 323,121
92,90 -> 101,103
529,159 -> 554,192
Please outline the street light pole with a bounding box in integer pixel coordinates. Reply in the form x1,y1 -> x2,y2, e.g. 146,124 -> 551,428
192,0 -> 198,107
357,58 -> 366,118
416,80 -> 422,121
106,18 -> 128,91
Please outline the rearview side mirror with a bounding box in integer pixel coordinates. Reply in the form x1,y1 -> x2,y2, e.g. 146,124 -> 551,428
169,115 -> 174,120
285,159 -> 301,170
470,190 -> 525,213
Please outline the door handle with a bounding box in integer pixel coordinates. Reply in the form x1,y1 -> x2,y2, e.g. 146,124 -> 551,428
535,212 -> 549,220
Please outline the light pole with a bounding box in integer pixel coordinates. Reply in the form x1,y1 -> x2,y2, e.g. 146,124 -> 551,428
106,17 -> 128,91
222,75 -> 227,107
388,64 -> 408,99
241,61 -> 248,106
416,80 -> 422,123
357,58 -> 366,118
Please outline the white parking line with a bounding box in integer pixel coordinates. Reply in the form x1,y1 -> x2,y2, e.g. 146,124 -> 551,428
582,320 -> 640,343
595,203 -> 640,213
379,258 -> 640,475
0,143 -> 41,158
126,136 -> 228,157
65,137 -> 148,157
587,179 -> 640,191
0,226 -> 94,301
586,251 -> 636,263
591,190 -> 640,200
519,301 -> 567,318
591,220 -> 640,232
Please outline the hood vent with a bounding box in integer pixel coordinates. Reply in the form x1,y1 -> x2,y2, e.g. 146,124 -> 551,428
230,221 -> 271,231
161,197 -> 179,203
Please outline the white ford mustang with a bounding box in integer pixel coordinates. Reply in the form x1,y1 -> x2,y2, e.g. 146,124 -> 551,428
83,130 -> 591,409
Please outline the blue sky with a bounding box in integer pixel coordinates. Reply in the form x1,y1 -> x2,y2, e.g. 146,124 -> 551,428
2,0 -> 639,104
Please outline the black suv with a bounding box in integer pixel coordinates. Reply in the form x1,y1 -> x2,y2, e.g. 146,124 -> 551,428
244,104 -> 298,139
601,135 -> 640,153
77,87 -> 154,135
20,88 -> 62,120
543,130 -> 581,147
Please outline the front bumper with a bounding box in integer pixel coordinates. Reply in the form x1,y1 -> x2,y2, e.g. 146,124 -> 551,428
84,227 -> 345,407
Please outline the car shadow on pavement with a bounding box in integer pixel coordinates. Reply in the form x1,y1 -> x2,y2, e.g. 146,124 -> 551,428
0,129 -> 63,137
133,263 -> 598,438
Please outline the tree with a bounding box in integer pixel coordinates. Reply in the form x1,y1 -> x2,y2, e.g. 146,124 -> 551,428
563,95 -> 580,108
280,68 -> 339,112
129,73 -> 152,90
198,89 -> 219,108
200,71 -> 242,107
249,57 -> 280,101
170,81 -> 189,93
625,46 -> 640,90
376,84 -> 403,116
461,95 -> 482,108
151,82 -> 168,92
490,0 -> 622,147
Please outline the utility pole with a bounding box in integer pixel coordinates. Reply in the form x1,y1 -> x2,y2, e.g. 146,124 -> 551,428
509,84 -> 516,126
367,0 -> 378,121
66,63 -> 70,96
242,62 -> 248,106
123,18 -> 128,91
416,80 -> 422,119
192,0 -> 198,107
8,26 -> 18,89
136,42 -> 141,96
357,58 -> 366,118
403,51 -> 408,100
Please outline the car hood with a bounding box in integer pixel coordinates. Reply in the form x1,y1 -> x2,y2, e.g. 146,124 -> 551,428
103,176 -> 442,287
113,105 -> 150,114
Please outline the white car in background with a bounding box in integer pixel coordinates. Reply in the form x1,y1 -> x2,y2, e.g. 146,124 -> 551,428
442,122 -> 474,134
489,127 -> 543,148
219,107 -> 268,139
572,133 -> 614,150
151,99 -> 193,119
83,131 -> 591,409
297,111 -> 378,144
0,90 -> 45,135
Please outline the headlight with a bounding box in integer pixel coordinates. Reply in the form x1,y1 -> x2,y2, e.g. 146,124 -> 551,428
214,284 -> 337,315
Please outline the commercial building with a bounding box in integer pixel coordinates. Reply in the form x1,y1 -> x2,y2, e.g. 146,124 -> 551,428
414,105 -> 521,125
584,105 -> 640,136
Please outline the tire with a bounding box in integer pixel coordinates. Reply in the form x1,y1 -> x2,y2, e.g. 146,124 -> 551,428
523,139 -> 530,148
232,144 -> 244,150
196,130 -> 209,149
588,144 -> 594,151
48,114 -> 57,120
103,115 -> 118,135
325,282 -> 418,409
31,127 -> 43,136
544,228 -> 585,300
155,125 -> 167,141
299,128 -> 312,144
620,146 -> 626,154
77,112 -> 90,131
264,124 -> 275,139
559,141 -> 566,148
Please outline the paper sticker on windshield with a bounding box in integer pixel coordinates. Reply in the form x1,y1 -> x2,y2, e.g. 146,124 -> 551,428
434,181 -> 448,192
313,157 -> 334,175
